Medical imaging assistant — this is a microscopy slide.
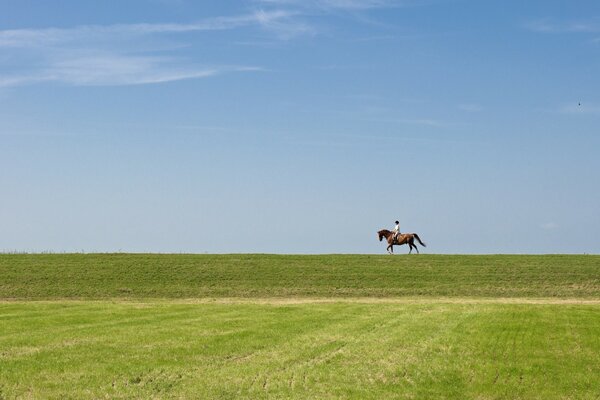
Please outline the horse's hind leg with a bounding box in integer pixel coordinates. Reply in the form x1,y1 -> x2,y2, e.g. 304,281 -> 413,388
409,239 -> 418,254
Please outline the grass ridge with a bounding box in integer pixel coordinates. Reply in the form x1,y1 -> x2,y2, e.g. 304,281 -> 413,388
2,253 -> 599,299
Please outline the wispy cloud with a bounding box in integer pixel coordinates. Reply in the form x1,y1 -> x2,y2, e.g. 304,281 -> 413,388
526,19 -> 600,34
363,116 -> 447,127
0,54 -> 261,89
0,56 -> 263,87
1,1 -> 434,88
257,0 -> 401,10
458,103 -> 483,112
0,11 -> 295,87
541,222 -> 558,230
251,0 -> 435,44
395,118 -> 446,127
252,10 -> 316,39
0,11 -> 296,48
560,103 -> 600,115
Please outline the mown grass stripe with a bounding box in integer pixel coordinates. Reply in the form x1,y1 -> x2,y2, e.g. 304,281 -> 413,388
2,302 -> 599,399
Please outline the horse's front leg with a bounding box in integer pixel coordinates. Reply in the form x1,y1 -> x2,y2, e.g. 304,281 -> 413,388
387,244 -> 393,254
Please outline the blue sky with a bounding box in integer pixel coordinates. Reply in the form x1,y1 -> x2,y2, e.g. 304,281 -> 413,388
1,0 -> 599,254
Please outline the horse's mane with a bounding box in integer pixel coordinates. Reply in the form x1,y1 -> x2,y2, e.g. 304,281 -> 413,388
378,229 -> 391,235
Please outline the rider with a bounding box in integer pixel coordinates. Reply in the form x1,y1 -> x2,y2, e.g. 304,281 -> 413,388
392,220 -> 401,243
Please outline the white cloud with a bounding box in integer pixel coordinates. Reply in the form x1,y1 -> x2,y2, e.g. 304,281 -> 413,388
396,118 -> 444,126
252,9 -> 316,39
458,103 -> 482,112
259,0 -> 398,10
363,116 -> 447,127
560,103 -> 600,115
541,222 -> 558,230
0,11 -> 297,48
0,53 -> 262,88
9,57 -> 262,87
526,19 -> 600,34
256,0 -> 411,10
250,0 -> 432,41
0,1 -> 431,87
0,12 -> 287,87
309,0 -> 400,9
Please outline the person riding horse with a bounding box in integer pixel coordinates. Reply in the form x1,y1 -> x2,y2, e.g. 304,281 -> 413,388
377,227 -> 426,254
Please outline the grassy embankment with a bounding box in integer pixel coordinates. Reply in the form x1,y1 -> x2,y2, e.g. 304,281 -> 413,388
1,254 -> 599,399
1,253 -> 599,299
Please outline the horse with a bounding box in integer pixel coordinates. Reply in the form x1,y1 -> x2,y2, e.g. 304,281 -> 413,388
377,229 -> 426,255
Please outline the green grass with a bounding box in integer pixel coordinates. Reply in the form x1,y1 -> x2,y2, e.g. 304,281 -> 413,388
1,254 -> 599,399
1,301 -> 599,399
1,254 -> 599,299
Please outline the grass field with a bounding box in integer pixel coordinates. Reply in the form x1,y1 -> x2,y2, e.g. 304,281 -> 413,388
1,254 -> 600,399
1,254 -> 599,299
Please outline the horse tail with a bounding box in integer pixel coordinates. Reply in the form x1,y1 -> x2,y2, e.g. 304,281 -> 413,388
413,233 -> 426,247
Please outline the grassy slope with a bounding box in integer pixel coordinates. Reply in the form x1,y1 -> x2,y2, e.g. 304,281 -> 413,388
1,302 -> 599,399
1,254 -> 599,299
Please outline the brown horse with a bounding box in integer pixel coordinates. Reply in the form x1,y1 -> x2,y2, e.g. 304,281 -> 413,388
377,229 -> 426,254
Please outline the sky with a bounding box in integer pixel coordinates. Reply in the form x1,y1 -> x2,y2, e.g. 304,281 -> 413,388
1,0 -> 599,254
